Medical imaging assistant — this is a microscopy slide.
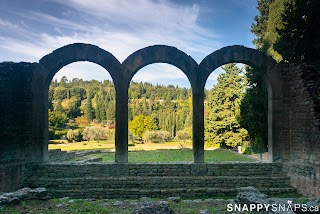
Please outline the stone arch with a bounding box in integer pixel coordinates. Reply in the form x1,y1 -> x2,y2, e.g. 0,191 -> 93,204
34,43 -> 123,162
122,45 -> 204,162
39,43 -> 122,88
123,45 -> 198,86
199,45 -> 283,162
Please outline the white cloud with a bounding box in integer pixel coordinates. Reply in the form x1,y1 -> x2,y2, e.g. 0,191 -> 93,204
0,0 -> 223,85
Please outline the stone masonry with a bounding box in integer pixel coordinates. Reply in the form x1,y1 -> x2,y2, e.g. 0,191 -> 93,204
25,162 -> 295,199
281,64 -> 320,197
0,43 -> 319,197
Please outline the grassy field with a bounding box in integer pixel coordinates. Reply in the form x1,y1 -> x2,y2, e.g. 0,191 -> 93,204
85,149 -> 255,162
49,140 -> 216,151
49,140 -> 115,151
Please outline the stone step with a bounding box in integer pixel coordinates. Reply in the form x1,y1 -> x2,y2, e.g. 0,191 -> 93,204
46,187 -> 297,199
26,163 -> 297,199
27,175 -> 292,190
30,162 -> 285,177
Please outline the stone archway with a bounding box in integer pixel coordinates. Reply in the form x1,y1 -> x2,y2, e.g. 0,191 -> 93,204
199,45 -> 283,162
3,43 -> 320,196
122,45 -> 200,162
33,43 -> 123,162
33,43 -> 283,163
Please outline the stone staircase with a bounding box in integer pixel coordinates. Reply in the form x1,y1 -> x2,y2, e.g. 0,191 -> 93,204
25,162 -> 297,199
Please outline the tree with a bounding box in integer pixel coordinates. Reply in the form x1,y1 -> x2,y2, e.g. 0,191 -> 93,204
84,90 -> 95,121
274,0 -> 320,67
245,0 -> 279,151
205,64 -> 249,148
66,99 -> 81,118
251,0 -> 289,62
60,76 -> 68,87
251,0 -> 275,50
129,115 -> 157,139
239,67 -> 268,150
75,115 -> 90,127
48,110 -> 68,128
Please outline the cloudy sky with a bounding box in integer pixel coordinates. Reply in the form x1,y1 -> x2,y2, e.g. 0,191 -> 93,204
0,0 -> 258,88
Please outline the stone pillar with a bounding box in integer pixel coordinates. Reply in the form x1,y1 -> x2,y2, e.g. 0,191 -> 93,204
32,64 -> 51,163
192,90 -> 205,163
115,84 -> 129,163
265,66 -> 284,163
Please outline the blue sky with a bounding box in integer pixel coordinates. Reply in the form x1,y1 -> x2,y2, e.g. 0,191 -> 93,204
0,0 -> 258,88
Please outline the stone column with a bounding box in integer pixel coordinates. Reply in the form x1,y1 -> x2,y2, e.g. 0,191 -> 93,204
192,90 -> 205,163
265,65 -> 284,163
115,84 -> 129,163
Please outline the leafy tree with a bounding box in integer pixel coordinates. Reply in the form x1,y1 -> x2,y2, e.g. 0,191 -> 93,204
84,90 -> 95,121
66,99 -> 81,118
239,66 -> 268,150
53,87 -> 68,101
48,110 -> 68,128
129,115 -> 157,139
70,86 -> 86,100
60,76 -> 68,87
205,63 -> 249,148
251,0 -> 275,50
246,0 -> 279,151
274,0 -> 320,67
75,116 -> 90,127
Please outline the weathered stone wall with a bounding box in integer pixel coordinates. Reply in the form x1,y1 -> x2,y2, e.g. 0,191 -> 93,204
0,62 -> 37,192
29,162 -> 284,177
281,64 -> 320,197
48,149 -> 76,162
1,44 -> 320,197
25,163 -> 295,198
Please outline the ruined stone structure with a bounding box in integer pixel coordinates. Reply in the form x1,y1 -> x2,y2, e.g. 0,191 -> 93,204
0,43 -> 319,197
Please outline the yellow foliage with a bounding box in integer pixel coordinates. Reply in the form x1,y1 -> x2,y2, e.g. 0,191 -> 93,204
75,115 -> 90,127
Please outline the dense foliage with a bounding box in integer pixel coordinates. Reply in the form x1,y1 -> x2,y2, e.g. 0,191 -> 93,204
274,0 -> 320,66
49,77 -> 194,142
241,0 -> 320,152
205,64 -> 249,148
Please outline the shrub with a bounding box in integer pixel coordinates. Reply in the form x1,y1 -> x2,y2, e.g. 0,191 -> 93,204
54,130 -> 68,139
82,126 -> 114,141
175,131 -> 190,143
143,130 -> 172,143
67,129 -> 83,142
75,115 -> 90,127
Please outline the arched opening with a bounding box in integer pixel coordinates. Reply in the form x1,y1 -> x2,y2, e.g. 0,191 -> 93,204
200,45 -> 283,163
127,63 -> 193,162
204,63 -> 268,162
36,43 -> 122,162
47,62 -> 116,160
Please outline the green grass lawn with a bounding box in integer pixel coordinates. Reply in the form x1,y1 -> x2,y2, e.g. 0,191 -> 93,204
86,149 -> 255,162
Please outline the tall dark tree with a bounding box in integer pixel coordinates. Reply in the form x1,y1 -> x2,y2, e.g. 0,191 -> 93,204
274,0 -> 320,67
84,90 -> 95,121
251,0 -> 275,50
205,64 -> 249,148
239,67 -> 268,151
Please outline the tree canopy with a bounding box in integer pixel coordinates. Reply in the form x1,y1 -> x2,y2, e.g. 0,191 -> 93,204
205,63 -> 249,148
